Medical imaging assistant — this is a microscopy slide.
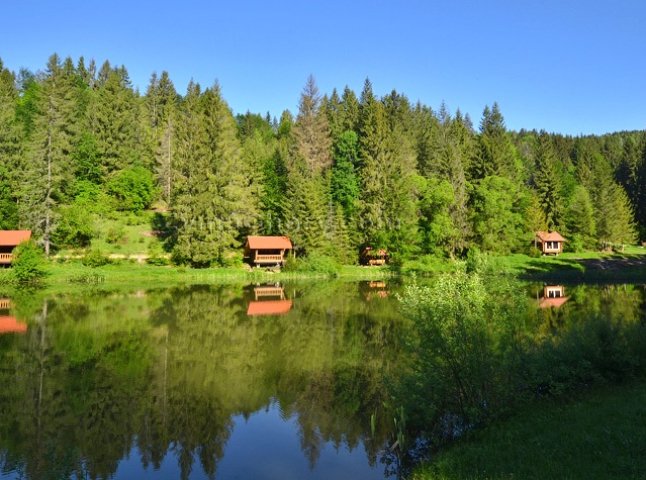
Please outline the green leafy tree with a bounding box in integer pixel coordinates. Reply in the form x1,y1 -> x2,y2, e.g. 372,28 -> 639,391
53,204 -> 95,248
107,166 -> 156,212
11,240 -> 47,284
596,182 -> 636,249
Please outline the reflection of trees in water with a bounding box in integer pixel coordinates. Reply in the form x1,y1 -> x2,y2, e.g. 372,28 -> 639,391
0,282 -> 406,479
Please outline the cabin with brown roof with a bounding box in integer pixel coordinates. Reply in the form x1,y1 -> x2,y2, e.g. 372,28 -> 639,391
360,247 -> 388,266
0,231 -> 32,265
244,236 -> 292,266
535,231 -> 566,255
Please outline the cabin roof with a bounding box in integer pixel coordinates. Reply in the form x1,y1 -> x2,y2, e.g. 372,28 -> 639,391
0,230 -> 31,247
246,236 -> 292,250
535,231 -> 566,242
362,247 -> 388,256
246,300 -> 293,316
0,316 -> 27,334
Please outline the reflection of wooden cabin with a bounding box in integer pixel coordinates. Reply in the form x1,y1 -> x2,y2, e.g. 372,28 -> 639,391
0,230 -> 32,265
535,231 -> 565,255
362,280 -> 389,300
361,247 -> 388,266
0,299 -> 26,334
244,236 -> 292,266
247,283 -> 293,316
539,285 -> 569,308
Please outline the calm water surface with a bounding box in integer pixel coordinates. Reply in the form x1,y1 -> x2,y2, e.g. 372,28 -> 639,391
0,280 -> 644,479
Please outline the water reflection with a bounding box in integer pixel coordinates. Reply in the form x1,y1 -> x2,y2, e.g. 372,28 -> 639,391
538,285 -> 570,308
1,281 -> 644,479
246,283 -> 293,316
0,282 -> 403,480
0,298 -> 26,334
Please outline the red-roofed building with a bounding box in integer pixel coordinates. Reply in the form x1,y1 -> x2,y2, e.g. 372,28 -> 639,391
360,247 -> 388,266
0,230 -> 32,265
535,231 -> 566,255
0,316 -> 27,334
244,236 -> 292,266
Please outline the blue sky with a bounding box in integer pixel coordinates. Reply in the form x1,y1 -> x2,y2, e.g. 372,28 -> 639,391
2,0 -> 645,135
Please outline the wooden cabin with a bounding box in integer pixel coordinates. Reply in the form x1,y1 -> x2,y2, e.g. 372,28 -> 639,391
538,285 -> 569,309
244,236 -> 292,266
0,231 -> 32,265
535,231 -> 565,255
360,247 -> 388,266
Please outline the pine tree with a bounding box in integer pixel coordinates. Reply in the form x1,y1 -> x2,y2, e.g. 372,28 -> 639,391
339,86 -> 360,133
170,83 -> 258,266
596,182 -> 636,250
89,65 -> 144,175
532,132 -> 563,229
21,54 -> 82,254
0,59 -> 22,228
565,185 -> 596,248
292,75 -> 333,173
473,103 -> 520,180
330,130 -> 360,220
145,71 -> 178,205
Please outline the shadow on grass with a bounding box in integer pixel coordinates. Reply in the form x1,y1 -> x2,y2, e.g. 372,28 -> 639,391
519,253 -> 646,283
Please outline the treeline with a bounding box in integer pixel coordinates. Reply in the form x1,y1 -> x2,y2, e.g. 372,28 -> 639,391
0,54 -> 643,265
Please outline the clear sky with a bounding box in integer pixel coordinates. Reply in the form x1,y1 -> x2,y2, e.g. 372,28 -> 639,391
2,0 -> 645,135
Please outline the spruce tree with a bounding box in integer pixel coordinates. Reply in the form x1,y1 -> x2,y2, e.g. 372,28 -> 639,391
0,59 -> 22,228
473,103 -> 520,180
292,75 -> 333,173
21,54 -> 82,254
171,82 -> 258,266
532,132 -> 563,229
565,185 -> 596,249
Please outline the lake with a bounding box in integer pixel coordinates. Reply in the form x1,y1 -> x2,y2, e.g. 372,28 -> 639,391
1,279 -> 644,479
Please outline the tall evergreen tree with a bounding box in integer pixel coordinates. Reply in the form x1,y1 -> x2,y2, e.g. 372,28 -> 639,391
145,71 -> 178,205
170,83 -> 258,266
473,103 -> 520,180
532,132 -> 563,229
291,75 -> 332,173
0,59 -> 22,228
565,185 -> 596,249
21,54 -> 82,254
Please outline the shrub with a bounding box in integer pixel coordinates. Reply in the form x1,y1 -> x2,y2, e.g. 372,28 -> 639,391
82,249 -> 111,268
54,205 -> 95,248
105,226 -> 126,244
283,254 -> 340,276
12,241 -> 47,285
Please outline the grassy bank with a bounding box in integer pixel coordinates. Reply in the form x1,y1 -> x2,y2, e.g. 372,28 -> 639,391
0,260 -> 394,293
413,380 -> 646,480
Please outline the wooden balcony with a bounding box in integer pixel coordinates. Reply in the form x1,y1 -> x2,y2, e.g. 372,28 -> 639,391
254,254 -> 285,264
0,254 -> 12,264
0,299 -> 11,309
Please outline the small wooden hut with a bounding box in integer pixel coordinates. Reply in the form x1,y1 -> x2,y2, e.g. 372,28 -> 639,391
0,231 -> 32,265
244,236 -> 292,266
360,247 -> 388,266
534,231 -> 565,255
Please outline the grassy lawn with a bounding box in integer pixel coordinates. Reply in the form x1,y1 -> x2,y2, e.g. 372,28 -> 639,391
413,380 -> 646,480
486,249 -> 646,282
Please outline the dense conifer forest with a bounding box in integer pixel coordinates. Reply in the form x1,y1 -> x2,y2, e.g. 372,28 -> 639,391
0,54 -> 643,266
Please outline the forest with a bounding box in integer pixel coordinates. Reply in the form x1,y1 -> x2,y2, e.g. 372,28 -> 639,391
0,54 -> 644,267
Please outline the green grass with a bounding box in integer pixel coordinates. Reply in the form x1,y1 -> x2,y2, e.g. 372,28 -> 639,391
413,380 -> 646,480
485,250 -> 646,282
